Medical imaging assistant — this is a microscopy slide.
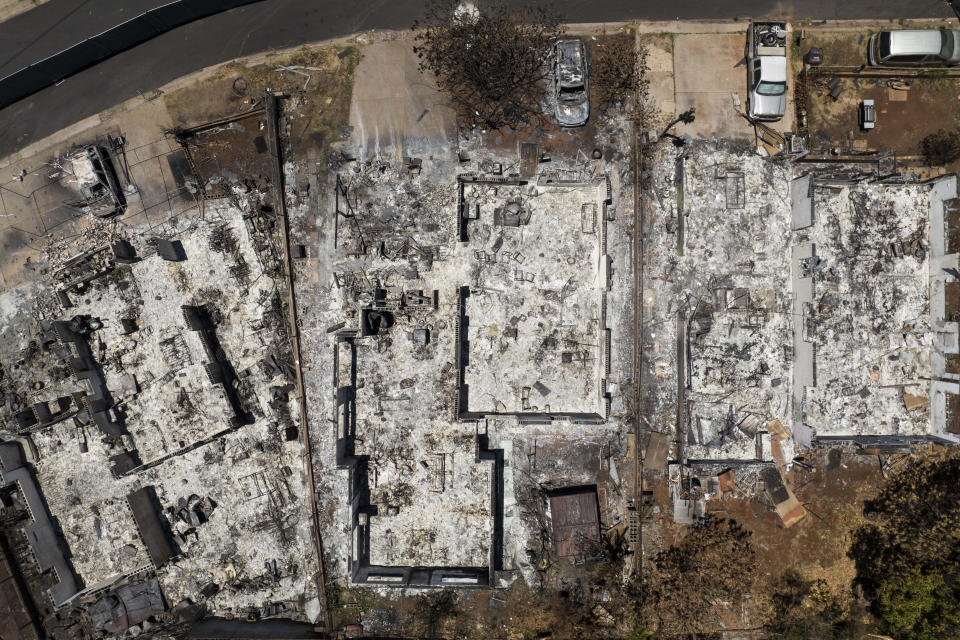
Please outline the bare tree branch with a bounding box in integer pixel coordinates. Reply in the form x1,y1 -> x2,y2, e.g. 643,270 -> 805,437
413,0 -> 564,130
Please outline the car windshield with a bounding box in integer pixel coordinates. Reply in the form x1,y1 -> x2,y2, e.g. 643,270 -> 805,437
878,31 -> 891,59
942,31 -> 955,59
559,85 -> 584,99
757,81 -> 786,96
558,64 -> 583,86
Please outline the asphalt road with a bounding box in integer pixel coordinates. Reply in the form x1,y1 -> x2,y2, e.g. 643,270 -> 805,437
0,0 -> 164,77
0,0 -> 953,156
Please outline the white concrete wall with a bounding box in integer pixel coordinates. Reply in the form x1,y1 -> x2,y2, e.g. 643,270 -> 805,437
928,175 -> 960,441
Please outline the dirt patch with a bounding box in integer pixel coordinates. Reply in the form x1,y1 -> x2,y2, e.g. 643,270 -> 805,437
164,45 -> 358,168
794,26 -> 960,172
344,578 -> 629,639
643,446 -> 916,633
794,29 -> 874,67
804,74 -> 960,161
716,449 -> 882,589
178,115 -> 273,199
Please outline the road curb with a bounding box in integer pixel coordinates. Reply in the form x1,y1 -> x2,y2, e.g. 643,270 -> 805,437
0,34 -> 358,171
3,16 -> 957,170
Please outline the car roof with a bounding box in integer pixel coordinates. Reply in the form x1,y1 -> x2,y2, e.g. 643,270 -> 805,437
885,30 -> 945,55
759,56 -> 787,82
556,39 -> 585,87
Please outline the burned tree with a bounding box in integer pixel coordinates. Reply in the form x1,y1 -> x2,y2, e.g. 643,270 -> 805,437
765,569 -> 873,640
920,129 -> 960,166
413,0 -> 563,130
591,30 -> 648,118
850,452 -> 960,594
639,517 -> 758,637
849,451 -> 960,639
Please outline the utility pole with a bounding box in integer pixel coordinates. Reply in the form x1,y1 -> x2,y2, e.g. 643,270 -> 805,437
264,90 -> 330,632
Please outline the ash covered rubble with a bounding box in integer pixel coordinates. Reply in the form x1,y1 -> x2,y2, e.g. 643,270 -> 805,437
641,138 -> 960,525
0,185 -> 316,635
801,182 -> 933,440
295,130 -> 633,594
644,142 -> 795,466
57,140 -> 128,220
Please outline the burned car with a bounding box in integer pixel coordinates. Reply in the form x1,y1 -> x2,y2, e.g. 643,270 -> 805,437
553,39 -> 589,127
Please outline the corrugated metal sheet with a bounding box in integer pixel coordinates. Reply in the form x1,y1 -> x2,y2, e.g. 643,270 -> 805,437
644,431 -> 670,472
127,486 -> 176,568
0,541 -> 41,640
549,488 -> 600,557
89,577 -> 166,634
760,467 -> 806,528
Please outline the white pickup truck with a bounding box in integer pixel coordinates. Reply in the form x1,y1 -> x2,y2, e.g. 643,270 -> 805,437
746,21 -> 788,122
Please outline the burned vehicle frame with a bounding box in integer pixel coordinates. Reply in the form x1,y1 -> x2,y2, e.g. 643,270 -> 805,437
553,39 -> 590,127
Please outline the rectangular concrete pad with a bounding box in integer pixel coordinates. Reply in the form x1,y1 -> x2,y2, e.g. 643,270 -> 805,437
791,175 -> 813,230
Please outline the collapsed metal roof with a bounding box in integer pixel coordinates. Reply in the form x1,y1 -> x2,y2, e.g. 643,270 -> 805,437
548,488 -> 600,557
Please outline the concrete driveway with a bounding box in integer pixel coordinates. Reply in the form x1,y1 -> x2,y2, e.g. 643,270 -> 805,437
348,38 -> 455,157
672,31 -> 795,141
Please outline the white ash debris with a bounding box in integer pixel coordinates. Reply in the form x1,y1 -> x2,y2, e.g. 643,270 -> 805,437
460,179 -> 608,416
643,138 -> 952,473
139,421 -> 312,614
645,140 -> 794,463
0,191 -> 314,621
32,419 -> 152,585
802,182 -> 932,438
349,306 -> 494,569
299,131 -> 630,592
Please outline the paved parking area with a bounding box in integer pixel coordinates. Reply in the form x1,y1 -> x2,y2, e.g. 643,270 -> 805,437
663,29 -> 796,141
644,34 -> 675,127
348,38 -> 455,157
674,33 -> 751,139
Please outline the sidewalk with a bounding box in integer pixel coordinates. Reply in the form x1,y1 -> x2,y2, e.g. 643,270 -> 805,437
0,0 -> 49,25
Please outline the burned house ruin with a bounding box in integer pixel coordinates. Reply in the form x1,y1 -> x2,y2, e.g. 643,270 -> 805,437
644,142 -> 960,483
0,442 -> 80,606
0,193 -> 313,623
331,154 -> 613,587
